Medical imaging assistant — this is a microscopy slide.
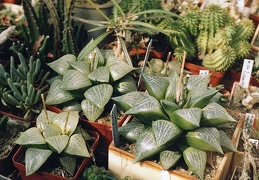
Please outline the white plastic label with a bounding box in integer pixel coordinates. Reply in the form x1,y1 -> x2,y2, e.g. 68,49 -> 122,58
249,138 -> 259,149
199,70 -> 209,75
236,0 -> 245,11
161,170 -> 170,180
240,59 -> 254,88
244,113 -> 256,135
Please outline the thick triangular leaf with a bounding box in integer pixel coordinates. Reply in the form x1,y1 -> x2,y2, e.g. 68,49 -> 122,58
152,120 -> 183,147
186,127 -> 223,154
188,88 -> 218,108
148,58 -> 164,73
182,146 -> 206,179
106,57 -> 135,81
83,84 -> 113,108
165,73 -> 179,101
170,108 -> 202,130
41,122 -> 62,138
15,127 -> 46,146
112,91 -> 144,111
88,66 -> 110,83
118,121 -> 145,142
62,70 -> 92,90
25,148 -> 52,176
59,156 -> 76,176
62,100 -> 82,112
74,126 -> 93,141
186,74 -> 210,90
142,73 -> 169,100
219,130 -> 237,152
125,95 -> 168,124
160,150 -> 181,170
134,128 -> 157,162
201,102 -> 236,126
45,79 -> 74,105
47,54 -> 76,75
36,110 -> 57,131
81,98 -> 104,121
45,135 -> 69,153
112,75 -> 137,95
52,111 -> 79,136
63,134 -> 90,157
68,61 -> 91,75
160,100 -> 180,117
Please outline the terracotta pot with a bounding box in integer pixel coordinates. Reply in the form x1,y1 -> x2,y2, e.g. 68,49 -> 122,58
108,113 -> 244,180
229,69 -> 259,87
184,62 -> 226,87
249,13 -> 259,30
0,111 -> 30,176
3,0 -> 21,4
129,46 -> 167,59
12,130 -> 99,180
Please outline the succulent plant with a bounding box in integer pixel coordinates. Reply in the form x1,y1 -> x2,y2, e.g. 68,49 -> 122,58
112,73 -> 238,179
15,109 -> 94,176
162,4 -> 254,72
82,165 -> 112,180
0,53 -> 49,120
45,41 -> 137,121
11,0 -> 82,60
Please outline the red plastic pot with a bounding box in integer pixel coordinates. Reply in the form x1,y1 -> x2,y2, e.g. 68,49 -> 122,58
229,69 -> 259,88
185,62 -> 226,87
0,111 -> 30,176
12,130 -> 99,180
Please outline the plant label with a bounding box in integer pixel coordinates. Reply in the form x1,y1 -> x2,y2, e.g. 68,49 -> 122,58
111,104 -> 119,147
240,59 -> 254,88
244,113 -> 255,135
249,138 -> 258,149
236,0 -> 245,11
199,70 -> 209,75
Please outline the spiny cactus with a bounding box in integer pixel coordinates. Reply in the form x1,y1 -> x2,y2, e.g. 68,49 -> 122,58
171,4 -> 254,72
0,53 -> 50,120
17,0 -> 79,59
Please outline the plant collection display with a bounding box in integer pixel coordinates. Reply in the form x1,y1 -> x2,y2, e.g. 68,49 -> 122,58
0,0 -> 259,179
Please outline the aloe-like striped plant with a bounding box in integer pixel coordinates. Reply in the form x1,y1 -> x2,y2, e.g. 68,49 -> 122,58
45,41 -> 137,121
15,109 -> 93,176
113,73 -> 238,179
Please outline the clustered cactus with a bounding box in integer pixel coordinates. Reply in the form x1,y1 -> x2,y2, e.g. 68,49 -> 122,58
161,4 -> 254,72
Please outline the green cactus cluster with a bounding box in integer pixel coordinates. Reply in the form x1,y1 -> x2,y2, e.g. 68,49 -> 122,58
163,4 -> 254,72
13,0 -> 82,60
0,53 -> 50,120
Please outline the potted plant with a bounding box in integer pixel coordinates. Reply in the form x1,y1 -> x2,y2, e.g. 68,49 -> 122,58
230,82 -> 259,120
44,40 -> 137,168
0,52 -> 49,120
230,51 -> 259,87
12,108 -> 99,179
110,72 -> 242,179
72,0 -> 179,62
160,4 -> 254,86
227,117 -> 259,179
0,112 -> 30,178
